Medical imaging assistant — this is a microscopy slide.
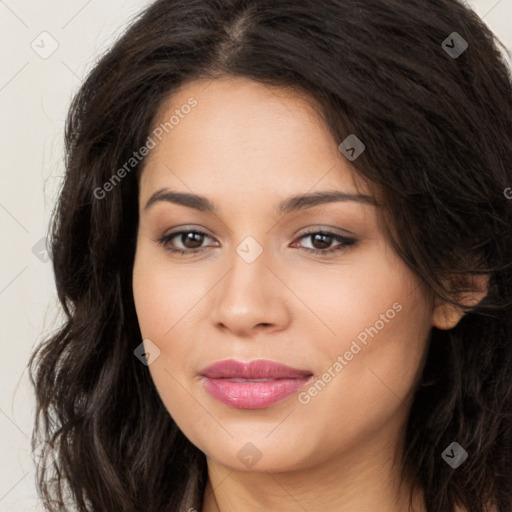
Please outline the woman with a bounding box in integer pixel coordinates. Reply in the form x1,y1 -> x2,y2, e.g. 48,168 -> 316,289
29,0 -> 512,511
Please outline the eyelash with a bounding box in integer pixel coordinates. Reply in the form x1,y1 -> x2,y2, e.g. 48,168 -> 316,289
154,228 -> 357,257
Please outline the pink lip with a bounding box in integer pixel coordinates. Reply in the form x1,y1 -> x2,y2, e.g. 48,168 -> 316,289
199,359 -> 314,409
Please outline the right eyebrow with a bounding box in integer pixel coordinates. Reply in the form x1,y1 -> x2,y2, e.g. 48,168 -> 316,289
144,189 -> 215,212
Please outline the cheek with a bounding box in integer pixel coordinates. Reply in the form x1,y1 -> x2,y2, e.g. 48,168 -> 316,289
293,239 -> 431,356
132,243 -> 209,340
132,248 -> 207,438
292,283 -> 431,462
301,241 -> 432,403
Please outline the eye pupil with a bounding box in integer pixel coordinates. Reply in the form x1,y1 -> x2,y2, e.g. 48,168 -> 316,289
182,232 -> 204,249
312,233 -> 331,249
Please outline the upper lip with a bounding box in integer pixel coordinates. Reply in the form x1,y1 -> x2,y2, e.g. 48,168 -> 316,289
199,359 -> 313,379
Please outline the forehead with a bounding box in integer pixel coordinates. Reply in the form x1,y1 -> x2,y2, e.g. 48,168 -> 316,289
139,76 -> 371,202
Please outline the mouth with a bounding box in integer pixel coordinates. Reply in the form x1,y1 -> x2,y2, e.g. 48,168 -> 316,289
199,359 -> 314,409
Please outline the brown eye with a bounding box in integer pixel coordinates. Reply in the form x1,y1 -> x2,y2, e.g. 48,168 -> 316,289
177,231 -> 205,249
309,233 -> 333,250
155,229 -> 215,255
293,230 -> 358,255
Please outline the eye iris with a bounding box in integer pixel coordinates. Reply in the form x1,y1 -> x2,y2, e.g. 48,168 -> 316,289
311,233 -> 332,250
182,232 -> 204,249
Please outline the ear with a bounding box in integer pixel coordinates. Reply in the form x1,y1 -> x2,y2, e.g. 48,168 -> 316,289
432,274 -> 489,330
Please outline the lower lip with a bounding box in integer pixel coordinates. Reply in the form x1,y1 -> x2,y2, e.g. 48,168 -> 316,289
201,376 -> 313,409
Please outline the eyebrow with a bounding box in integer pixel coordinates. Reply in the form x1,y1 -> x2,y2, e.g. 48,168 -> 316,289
144,188 -> 377,214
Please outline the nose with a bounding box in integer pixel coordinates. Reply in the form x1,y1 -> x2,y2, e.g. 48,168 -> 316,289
211,243 -> 291,337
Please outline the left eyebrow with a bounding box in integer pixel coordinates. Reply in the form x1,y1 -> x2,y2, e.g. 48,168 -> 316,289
278,190 -> 377,213
143,188 -> 377,214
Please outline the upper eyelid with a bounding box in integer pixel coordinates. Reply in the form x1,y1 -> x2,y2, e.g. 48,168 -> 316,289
162,226 -> 216,240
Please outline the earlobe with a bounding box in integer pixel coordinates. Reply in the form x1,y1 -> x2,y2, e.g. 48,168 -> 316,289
431,274 -> 489,330
432,301 -> 465,330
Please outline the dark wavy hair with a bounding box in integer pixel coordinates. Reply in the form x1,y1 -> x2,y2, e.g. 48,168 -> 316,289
28,0 -> 512,511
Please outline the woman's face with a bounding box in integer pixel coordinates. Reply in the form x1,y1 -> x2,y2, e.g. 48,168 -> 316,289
132,76 -> 435,473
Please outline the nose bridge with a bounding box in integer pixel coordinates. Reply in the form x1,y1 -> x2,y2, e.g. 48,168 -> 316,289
224,234 -> 271,302
211,232 -> 288,333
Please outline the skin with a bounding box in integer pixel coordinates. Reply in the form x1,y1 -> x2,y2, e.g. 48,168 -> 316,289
132,76 -> 469,512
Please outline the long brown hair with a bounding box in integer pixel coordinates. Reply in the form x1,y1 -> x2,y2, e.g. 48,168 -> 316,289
29,0 -> 512,510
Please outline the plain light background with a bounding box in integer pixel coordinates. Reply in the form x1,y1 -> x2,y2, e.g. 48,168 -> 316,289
0,1 -> 511,510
